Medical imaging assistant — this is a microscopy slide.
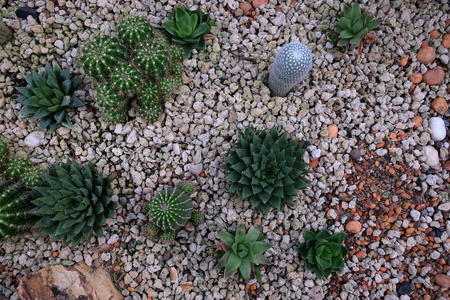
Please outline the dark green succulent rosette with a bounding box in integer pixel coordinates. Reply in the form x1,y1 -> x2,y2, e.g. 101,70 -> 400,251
32,160 -> 115,245
163,7 -> 215,58
221,126 -> 310,215
297,228 -> 349,278
15,62 -> 84,131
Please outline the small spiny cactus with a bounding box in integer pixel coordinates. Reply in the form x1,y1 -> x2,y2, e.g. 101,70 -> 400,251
5,158 -> 30,180
160,230 -> 175,242
102,108 -> 128,123
118,16 -> 153,46
180,181 -> 195,195
0,21 -> 13,45
268,42 -> 313,97
134,41 -> 170,80
140,103 -> 162,122
144,222 -> 161,239
0,181 -> 34,237
148,187 -> 193,231
0,140 -> 9,169
191,211 -> 203,226
171,62 -> 184,76
168,44 -> 183,62
111,65 -> 142,96
139,82 -> 161,121
22,167 -> 43,187
158,76 -> 182,95
97,84 -> 125,110
80,37 -> 127,81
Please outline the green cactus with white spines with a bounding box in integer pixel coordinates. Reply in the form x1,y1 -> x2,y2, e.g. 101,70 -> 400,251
134,41 -> 170,80
158,76 -> 182,95
268,42 -> 313,97
111,65 -> 142,96
118,16 -> 153,46
191,211 -> 203,226
102,108 -> 128,123
0,140 -> 9,169
22,167 -> 43,187
171,62 -> 184,76
148,187 -> 193,232
168,44 -> 183,62
0,181 -> 35,237
139,82 -> 161,121
144,222 -> 161,239
180,181 -> 195,195
5,158 -> 30,180
80,37 -> 127,81
97,84 -> 124,110
160,230 -> 175,242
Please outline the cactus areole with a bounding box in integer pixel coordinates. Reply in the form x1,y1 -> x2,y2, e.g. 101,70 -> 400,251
268,42 -> 312,97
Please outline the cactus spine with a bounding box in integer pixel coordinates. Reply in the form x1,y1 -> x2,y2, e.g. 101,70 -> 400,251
268,42 -> 313,97
0,21 -> 13,45
0,140 -> 9,169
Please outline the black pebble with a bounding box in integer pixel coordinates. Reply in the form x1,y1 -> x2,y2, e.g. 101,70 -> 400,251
15,6 -> 39,19
397,281 -> 414,295
300,141 -> 310,149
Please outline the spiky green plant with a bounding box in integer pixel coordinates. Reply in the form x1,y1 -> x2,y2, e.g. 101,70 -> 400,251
102,109 -> 128,124
22,167 -> 43,187
111,65 -> 142,96
168,44 -> 183,62
148,187 -> 193,232
171,62 -> 184,76
5,158 -> 30,181
0,140 -> 9,169
96,84 -> 124,110
297,229 -> 349,278
138,82 -> 161,121
191,211 -> 203,226
0,181 -> 35,237
140,103 -> 161,122
158,76 -> 181,95
163,7 -> 215,58
32,160 -> 115,245
80,37 -> 127,81
144,222 -> 161,239
221,126 -> 310,215
180,181 -> 195,195
133,41 -> 170,80
217,224 -> 271,283
139,82 -> 159,104
118,16 -> 153,46
15,62 -> 84,131
160,230 -> 175,242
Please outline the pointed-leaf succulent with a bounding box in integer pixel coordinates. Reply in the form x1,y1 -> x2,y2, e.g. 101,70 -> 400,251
14,62 -> 84,131
221,126 -> 310,215
217,224 -> 271,283
297,228 -> 349,278
32,160 -> 115,245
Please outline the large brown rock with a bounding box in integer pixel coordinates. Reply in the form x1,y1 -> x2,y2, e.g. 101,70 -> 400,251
16,262 -> 123,300
434,274 -> 450,289
442,34 -> 450,49
431,97 -> 448,114
417,46 -> 435,64
423,69 -> 445,85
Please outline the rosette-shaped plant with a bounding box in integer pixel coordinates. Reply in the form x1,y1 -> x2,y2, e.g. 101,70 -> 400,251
163,7 -> 215,58
221,126 -> 310,215
15,62 -> 84,131
217,224 -> 271,283
32,161 -> 115,245
80,37 -> 127,81
118,16 -> 153,46
297,229 -> 349,278
0,140 -> 9,169
0,181 -> 35,237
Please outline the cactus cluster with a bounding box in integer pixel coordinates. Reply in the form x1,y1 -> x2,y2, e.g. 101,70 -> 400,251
0,181 -> 35,237
0,21 -> 13,45
144,183 -> 203,241
5,158 -> 30,181
268,42 -> 313,97
80,16 -> 183,123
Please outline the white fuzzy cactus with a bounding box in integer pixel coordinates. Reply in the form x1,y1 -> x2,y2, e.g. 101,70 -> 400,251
268,42 -> 312,97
